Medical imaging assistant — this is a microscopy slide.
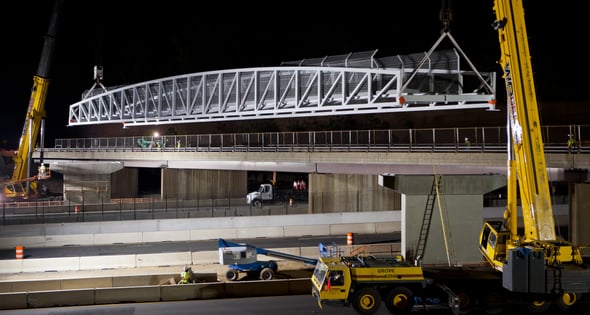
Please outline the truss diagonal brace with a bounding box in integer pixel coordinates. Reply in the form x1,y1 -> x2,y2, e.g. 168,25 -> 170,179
400,32 -> 495,100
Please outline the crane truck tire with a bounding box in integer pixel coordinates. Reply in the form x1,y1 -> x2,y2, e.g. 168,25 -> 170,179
384,286 -> 414,315
253,199 -> 262,208
526,296 -> 551,313
259,267 -> 275,280
225,269 -> 239,281
352,287 -> 381,315
556,292 -> 577,312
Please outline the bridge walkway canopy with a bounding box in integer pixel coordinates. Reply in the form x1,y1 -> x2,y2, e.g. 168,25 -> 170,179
68,48 -> 496,128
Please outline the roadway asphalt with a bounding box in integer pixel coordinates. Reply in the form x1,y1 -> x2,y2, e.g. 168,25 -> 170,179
0,233 -> 400,260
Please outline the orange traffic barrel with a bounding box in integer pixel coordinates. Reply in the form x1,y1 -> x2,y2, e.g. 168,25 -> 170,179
347,232 -> 354,245
16,246 -> 24,259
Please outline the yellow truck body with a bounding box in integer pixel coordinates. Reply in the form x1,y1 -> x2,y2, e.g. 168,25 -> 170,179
311,255 -> 427,314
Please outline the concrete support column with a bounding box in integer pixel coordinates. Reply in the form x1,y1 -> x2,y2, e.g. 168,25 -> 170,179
63,173 -> 111,204
570,182 -> 590,245
386,174 -> 505,265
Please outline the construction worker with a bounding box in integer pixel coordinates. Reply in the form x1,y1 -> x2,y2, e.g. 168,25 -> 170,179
567,134 -> 577,153
38,164 -> 46,179
179,265 -> 193,284
464,137 -> 472,148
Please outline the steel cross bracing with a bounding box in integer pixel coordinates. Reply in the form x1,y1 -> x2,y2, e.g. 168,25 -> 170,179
67,49 -> 496,127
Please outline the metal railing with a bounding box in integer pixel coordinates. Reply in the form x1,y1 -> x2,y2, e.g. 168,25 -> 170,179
48,125 -> 590,154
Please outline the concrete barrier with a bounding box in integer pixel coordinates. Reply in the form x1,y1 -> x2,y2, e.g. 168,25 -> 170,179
94,232 -> 143,245
143,230 -> 190,243
44,234 -> 95,247
0,260 -> 23,274
0,292 -> 27,310
376,221 -> 400,233
136,252 -> 192,268
301,246 -> 321,259
0,236 -> 45,249
27,289 -> 95,308
191,250 -> 219,264
160,282 -> 224,301
0,245 -> 321,274
80,254 -> 136,270
224,280 -> 289,298
95,286 -> 161,304
284,224 -> 330,237
61,277 -> 114,290
12,280 -> 61,292
236,226 -> 284,239
287,278 -> 312,294
22,257 -> 80,272
0,278 -> 315,310
0,274 -> 183,293
191,228 -> 238,240
329,223 -> 377,235
113,274 -> 178,287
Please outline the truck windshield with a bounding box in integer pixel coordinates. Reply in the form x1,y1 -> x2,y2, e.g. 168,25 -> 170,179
312,261 -> 328,286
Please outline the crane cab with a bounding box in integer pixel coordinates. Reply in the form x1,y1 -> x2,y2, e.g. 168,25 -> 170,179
479,221 -> 509,271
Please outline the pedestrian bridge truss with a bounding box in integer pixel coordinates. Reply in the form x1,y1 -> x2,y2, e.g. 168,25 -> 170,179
68,49 -> 497,127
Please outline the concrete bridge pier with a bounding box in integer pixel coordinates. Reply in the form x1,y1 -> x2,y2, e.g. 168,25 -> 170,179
381,174 -> 506,265
570,182 -> 590,245
49,161 -> 124,204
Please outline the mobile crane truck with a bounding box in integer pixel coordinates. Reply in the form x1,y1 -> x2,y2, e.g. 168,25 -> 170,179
311,250 -> 459,315
311,1 -> 590,314
1,0 -> 62,200
478,0 -> 590,312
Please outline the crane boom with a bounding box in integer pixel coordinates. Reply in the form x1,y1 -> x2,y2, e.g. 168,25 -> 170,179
495,0 -> 555,243
2,0 -> 62,200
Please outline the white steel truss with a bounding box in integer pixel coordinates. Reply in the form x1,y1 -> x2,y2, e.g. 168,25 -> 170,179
68,49 -> 496,127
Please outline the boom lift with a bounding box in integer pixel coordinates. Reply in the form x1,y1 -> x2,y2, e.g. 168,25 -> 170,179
1,0 -> 62,200
218,238 -> 317,281
479,0 -> 590,311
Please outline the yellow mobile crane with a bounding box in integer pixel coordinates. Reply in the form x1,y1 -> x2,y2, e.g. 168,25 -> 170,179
1,0 -> 62,200
479,0 -> 590,311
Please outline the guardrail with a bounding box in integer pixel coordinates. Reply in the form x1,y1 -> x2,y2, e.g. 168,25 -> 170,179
46,125 -> 590,154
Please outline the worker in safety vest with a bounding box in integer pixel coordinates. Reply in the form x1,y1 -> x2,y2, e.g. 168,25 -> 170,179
567,134 -> 577,153
179,265 -> 193,284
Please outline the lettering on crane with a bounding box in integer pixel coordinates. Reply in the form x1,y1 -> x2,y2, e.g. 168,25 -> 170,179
504,63 -> 522,145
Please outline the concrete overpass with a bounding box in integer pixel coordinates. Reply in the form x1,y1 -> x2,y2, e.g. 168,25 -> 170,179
31,126 -> 590,265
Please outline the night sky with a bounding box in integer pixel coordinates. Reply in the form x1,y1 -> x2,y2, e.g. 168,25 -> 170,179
1,1 -> 587,149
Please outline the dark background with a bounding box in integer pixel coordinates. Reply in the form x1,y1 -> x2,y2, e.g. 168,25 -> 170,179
1,0 -> 588,149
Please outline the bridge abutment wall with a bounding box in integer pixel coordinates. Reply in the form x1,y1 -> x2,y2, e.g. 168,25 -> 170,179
308,173 -> 401,213
160,169 -> 247,200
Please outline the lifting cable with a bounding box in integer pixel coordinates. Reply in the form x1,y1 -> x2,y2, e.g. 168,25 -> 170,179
433,165 -> 457,267
400,0 -> 495,98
